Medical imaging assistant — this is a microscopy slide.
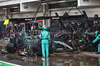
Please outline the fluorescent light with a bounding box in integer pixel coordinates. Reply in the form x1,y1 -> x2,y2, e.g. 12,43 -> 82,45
3,8 -> 7,9
41,3 -> 47,5
11,6 -> 19,8
59,1 -> 66,3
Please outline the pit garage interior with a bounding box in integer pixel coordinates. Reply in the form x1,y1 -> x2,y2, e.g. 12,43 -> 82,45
1,0 -> 100,66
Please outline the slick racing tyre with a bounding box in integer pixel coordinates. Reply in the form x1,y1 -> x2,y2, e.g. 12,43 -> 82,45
6,42 -> 16,53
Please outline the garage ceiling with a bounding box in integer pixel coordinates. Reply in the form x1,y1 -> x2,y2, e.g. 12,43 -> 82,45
41,0 -> 77,3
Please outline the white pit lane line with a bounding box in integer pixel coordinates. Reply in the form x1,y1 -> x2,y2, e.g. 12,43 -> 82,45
0,60 -> 21,66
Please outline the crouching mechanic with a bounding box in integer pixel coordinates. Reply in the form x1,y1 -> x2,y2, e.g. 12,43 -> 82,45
39,25 -> 50,61
93,31 -> 100,54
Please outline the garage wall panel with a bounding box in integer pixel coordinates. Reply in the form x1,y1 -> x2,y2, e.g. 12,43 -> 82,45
20,3 -> 43,12
0,15 -> 5,21
11,12 -> 43,18
0,8 -> 5,14
51,7 -> 100,17
78,0 -> 100,6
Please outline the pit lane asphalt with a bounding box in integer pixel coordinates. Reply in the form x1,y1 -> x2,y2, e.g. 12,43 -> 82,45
0,40 -> 41,66
0,57 -> 41,66
1,40 -> 100,66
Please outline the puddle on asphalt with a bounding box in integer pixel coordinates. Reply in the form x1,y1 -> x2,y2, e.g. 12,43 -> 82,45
0,54 -> 100,66
0,45 -> 100,66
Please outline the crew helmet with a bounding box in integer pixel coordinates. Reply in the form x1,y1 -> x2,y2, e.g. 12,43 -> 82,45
43,25 -> 47,30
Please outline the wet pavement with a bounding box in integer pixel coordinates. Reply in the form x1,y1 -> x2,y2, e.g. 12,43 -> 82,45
0,42 -> 100,66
